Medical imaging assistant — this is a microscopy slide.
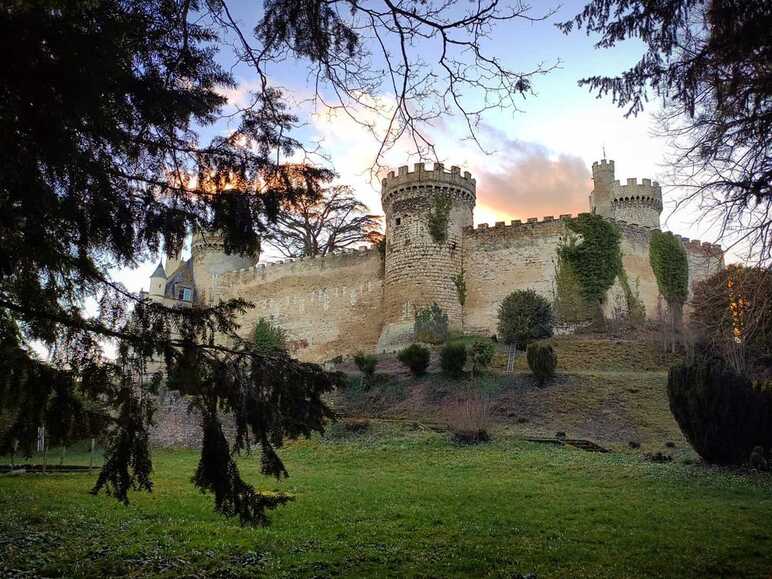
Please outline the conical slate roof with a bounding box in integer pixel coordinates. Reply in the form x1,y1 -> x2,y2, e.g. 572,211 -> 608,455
150,261 -> 166,278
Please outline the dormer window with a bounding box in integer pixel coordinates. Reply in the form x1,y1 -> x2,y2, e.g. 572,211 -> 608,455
177,286 -> 193,301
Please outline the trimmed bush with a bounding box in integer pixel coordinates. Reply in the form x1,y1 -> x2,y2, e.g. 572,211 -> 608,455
353,351 -> 377,377
397,344 -> 431,376
415,302 -> 449,344
497,289 -> 553,347
440,342 -> 467,377
527,342 -> 557,387
668,361 -> 772,465
470,339 -> 495,376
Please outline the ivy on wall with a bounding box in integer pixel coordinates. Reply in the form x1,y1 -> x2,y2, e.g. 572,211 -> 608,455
427,195 -> 452,244
649,231 -> 689,307
618,269 -> 646,323
553,248 -> 592,322
559,213 -> 622,307
451,268 -> 467,306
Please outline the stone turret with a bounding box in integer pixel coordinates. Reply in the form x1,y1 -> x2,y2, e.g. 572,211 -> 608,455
149,262 -> 166,297
590,159 -> 615,218
590,159 -> 662,228
191,229 -> 260,303
609,177 -> 663,228
377,162 -> 476,351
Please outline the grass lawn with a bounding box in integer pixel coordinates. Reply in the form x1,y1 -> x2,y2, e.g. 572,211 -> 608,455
1,426 -> 771,578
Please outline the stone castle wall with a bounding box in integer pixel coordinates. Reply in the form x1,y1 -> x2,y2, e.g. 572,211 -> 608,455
214,248 -> 384,362
461,215 -> 722,336
205,214 -> 722,363
462,217 -> 567,335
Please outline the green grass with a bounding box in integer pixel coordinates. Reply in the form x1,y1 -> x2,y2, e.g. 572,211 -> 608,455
492,336 -> 681,372
2,427 -> 772,578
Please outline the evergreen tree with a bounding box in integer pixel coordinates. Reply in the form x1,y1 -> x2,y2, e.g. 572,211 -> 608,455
0,0 -> 554,525
0,1 -> 339,526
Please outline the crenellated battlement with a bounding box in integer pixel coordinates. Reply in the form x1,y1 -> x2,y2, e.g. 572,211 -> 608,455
611,178 -> 662,205
217,246 -> 379,280
382,161 -> 475,188
381,162 -> 476,209
462,214 -> 721,256
463,213 -> 579,234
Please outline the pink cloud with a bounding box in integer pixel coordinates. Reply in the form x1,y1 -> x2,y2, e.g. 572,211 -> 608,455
462,126 -> 592,220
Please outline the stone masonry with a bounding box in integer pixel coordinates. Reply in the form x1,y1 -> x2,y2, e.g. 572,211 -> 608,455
147,159 -> 724,364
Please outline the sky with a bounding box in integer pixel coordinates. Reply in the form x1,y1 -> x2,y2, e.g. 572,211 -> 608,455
117,0 -> 730,295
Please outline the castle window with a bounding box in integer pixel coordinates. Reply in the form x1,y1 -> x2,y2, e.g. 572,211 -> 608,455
395,217 -> 401,226
177,286 -> 192,301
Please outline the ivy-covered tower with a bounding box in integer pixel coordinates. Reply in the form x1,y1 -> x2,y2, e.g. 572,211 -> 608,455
377,163 -> 476,351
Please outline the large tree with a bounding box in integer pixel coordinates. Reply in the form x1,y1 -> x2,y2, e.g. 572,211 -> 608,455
0,0 -> 338,526
263,182 -> 383,258
1,0 -> 549,524
560,0 -> 772,264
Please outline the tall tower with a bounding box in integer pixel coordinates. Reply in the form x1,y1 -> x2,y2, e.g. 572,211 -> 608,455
377,162 -> 476,351
191,230 -> 260,303
590,159 -> 615,218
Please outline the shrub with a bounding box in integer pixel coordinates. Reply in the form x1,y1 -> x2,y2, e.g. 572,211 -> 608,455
497,289 -> 553,346
527,342 -> 557,387
415,302 -> 448,344
470,339 -> 495,376
397,344 -> 431,376
445,392 -> 491,445
253,318 -> 287,353
668,361 -> 772,465
440,342 -> 467,377
353,351 -> 377,377
428,194 -> 452,244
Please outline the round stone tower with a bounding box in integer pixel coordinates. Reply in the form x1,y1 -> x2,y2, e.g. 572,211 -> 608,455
377,162 -> 476,351
191,229 -> 260,303
609,177 -> 663,228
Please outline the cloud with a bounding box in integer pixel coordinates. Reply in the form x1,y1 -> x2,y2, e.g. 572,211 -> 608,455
309,105 -> 594,223
472,137 -> 592,222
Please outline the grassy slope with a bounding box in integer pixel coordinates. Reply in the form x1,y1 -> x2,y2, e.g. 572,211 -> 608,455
334,337 -> 686,451
1,429 -> 771,578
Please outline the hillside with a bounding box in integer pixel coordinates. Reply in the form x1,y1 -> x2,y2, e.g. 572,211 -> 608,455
330,335 -> 687,454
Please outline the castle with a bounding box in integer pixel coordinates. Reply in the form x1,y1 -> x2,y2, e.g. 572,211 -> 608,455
146,159 -> 723,362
